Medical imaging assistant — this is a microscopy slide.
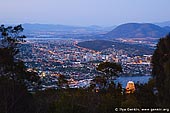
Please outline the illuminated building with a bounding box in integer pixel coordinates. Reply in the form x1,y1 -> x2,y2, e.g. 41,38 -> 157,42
126,81 -> 135,94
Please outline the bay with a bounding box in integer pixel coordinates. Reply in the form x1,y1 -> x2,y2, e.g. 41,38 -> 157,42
115,76 -> 152,88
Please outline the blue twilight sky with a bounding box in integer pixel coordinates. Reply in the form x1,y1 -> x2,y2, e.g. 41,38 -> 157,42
0,0 -> 170,26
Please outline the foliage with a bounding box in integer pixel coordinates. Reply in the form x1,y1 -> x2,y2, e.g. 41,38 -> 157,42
0,24 -> 39,85
134,79 -> 157,108
0,25 -> 26,64
0,77 -> 35,113
91,62 -> 122,91
152,33 -> 170,107
0,25 -> 39,113
57,74 -> 69,89
121,94 -> 140,108
33,88 -> 124,113
1,24 -> 168,113
97,62 -> 122,77
32,81 -> 162,113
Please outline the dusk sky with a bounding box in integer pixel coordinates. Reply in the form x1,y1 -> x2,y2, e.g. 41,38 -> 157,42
1,0 -> 170,26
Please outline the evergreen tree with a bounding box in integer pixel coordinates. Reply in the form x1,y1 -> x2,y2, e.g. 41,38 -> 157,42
152,33 -> 170,107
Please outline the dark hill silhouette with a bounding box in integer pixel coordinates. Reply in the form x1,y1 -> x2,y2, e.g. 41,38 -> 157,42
106,23 -> 169,38
77,40 -> 113,51
77,40 -> 154,55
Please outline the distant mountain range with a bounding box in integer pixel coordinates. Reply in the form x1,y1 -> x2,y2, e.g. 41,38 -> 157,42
21,22 -> 170,39
22,23 -> 114,33
155,21 -> 170,27
23,23 -> 79,31
106,23 -> 170,38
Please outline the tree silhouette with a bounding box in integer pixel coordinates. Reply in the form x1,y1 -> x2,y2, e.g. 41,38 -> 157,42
152,33 -> 170,107
134,79 -> 157,108
0,24 -> 40,88
57,74 -> 69,89
0,77 -> 35,113
97,62 -> 122,78
0,24 -> 39,113
91,62 -> 122,91
0,25 -> 26,76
